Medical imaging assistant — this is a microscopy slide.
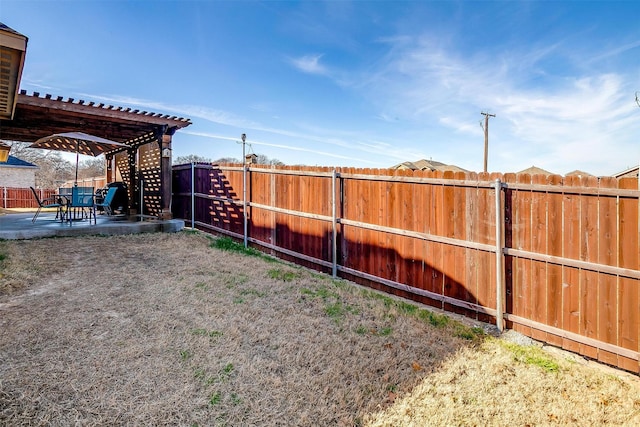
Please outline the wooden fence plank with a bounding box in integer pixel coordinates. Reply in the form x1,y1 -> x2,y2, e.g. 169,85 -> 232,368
546,174 -> 564,347
357,169 -> 372,281
451,171 -> 471,316
420,170 -> 439,309
465,172 -> 479,321
275,168 -> 290,256
430,171 -> 445,309
562,175 -> 582,354
514,173 -> 532,336
476,172 -> 494,324
442,171 -> 458,314
618,177 -> 639,372
502,173 -> 516,329
381,173 -> 395,281
411,170 -> 426,298
378,171 -> 388,278
597,176 -> 619,366
579,175 -> 599,359
396,170 -> 413,289
530,174 -> 548,342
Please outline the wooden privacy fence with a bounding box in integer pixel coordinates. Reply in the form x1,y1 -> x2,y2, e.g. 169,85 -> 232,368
172,163 -> 640,373
2,178 -> 106,209
1,187 -> 56,209
59,177 -> 107,189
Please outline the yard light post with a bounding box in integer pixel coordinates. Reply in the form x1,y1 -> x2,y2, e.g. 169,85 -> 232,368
241,133 -> 248,248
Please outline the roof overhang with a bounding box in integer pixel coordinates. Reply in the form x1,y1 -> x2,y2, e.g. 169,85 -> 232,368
0,23 -> 28,121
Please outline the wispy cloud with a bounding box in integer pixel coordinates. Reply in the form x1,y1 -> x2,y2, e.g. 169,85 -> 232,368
76,93 -> 260,129
493,73 -> 638,173
22,79 -> 63,92
352,33 -> 640,174
182,130 -> 371,162
92,91 -> 424,163
587,39 -> 640,64
288,54 -> 328,75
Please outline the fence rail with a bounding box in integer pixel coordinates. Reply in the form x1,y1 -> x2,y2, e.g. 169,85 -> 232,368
173,162 -> 640,373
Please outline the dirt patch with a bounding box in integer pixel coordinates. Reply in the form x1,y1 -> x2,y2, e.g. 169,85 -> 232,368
1,232 -> 638,425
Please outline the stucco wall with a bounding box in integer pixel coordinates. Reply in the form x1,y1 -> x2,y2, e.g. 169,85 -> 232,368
0,166 -> 37,188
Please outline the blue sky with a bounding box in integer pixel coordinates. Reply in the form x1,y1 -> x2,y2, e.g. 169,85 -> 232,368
3,0 -> 640,176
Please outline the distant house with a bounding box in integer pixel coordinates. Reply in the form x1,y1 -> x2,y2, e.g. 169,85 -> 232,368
516,166 -> 554,176
391,159 -> 467,173
613,165 -> 639,179
565,170 -> 594,178
0,155 -> 38,188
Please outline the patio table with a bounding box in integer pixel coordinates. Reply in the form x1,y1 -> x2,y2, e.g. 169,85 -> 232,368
59,187 -> 96,224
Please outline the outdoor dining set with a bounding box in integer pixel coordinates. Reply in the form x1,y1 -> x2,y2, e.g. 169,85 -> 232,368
30,185 -> 118,225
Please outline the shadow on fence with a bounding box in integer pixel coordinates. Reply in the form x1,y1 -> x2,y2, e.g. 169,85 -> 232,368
172,162 -> 640,374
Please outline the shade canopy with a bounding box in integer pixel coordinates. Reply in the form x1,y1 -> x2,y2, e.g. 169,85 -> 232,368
30,131 -> 130,186
29,131 -> 129,156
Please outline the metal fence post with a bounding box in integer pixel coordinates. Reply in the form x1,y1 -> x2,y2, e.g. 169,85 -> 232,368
243,163 -> 248,248
332,169 -> 338,278
495,178 -> 504,332
191,162 -> 195,229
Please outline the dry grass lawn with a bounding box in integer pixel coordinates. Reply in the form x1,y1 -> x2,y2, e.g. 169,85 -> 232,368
0,231 -> 639,426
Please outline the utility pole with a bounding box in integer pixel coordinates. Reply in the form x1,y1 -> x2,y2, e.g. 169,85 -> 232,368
481,112 -> 496,173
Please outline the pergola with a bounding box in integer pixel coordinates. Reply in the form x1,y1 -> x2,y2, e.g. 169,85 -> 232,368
0,90 -> 192,219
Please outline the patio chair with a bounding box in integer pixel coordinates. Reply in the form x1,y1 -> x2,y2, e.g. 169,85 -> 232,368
94,187 -> 118,216
70,186 -> 96,225
58,187 -> 73,202
30,187 -> 65,223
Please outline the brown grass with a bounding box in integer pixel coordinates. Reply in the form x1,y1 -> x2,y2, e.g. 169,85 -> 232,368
0,232 -> 638,426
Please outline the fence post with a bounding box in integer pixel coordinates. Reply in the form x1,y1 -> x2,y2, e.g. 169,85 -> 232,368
2,186 -> 6,209
243,163 -> 248,248
495,178 -> 504,332
191,162 -> 195,229
332,169 -> 338,278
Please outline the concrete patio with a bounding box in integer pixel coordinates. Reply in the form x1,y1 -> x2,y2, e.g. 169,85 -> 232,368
0,209 -> 185,240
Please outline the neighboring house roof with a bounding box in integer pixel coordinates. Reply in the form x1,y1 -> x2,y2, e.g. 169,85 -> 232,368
393,161 -> 419,171
613,165 -> 639,179
412,159 -> 447,170
391,159 -> 467,173
517,166 -> 554,175
0,155 -> 38,168
565,170 -> 594,178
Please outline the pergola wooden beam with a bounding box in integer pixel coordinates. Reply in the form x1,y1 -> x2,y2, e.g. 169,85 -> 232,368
0,91 -> 191,143
0,91 -> 192,219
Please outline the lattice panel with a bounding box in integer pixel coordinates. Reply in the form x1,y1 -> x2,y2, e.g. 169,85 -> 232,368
138,142 -> 162,217
115,151 -> 132,211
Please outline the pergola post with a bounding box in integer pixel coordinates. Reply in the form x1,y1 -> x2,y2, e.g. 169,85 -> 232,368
159,127 -> 176,220
105,154 -> 114,183
128,147 -> 138,217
